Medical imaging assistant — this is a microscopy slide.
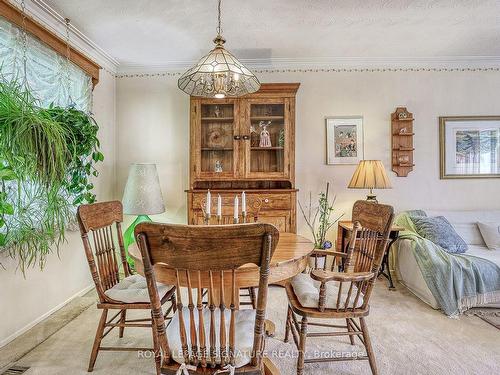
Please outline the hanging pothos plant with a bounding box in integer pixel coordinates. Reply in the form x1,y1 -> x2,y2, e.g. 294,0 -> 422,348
0,79 -> 103,273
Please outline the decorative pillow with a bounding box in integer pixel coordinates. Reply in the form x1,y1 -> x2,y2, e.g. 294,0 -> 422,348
477,222 -> 500,250
412,216 -> 468,254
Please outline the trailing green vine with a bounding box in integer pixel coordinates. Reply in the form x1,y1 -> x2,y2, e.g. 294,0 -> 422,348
0,79 -> 103,272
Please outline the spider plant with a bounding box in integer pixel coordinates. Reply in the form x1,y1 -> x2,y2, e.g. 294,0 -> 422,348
0,80 -> 69,185
0,79 -> 103,273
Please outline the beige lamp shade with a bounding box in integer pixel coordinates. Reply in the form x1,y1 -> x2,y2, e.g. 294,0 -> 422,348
122,163 -> 165,215
348,160 -> 392,190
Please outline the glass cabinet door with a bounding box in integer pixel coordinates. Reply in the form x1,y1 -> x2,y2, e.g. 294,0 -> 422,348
244,99 -> 289,178
196,102 -> 238,178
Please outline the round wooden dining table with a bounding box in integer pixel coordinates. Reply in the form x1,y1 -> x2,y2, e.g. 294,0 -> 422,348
128,232 -> 313,375
129,232 -> 314,307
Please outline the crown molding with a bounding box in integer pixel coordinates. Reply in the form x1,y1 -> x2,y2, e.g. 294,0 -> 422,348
117,55 -> 500,75
10,1 -> 500,76
11,0 -> 119,73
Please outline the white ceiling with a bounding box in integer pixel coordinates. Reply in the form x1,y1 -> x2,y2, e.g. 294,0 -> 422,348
43,0 -> 500,70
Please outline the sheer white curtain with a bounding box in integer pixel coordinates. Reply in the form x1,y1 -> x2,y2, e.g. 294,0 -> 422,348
0,16 -> 92,111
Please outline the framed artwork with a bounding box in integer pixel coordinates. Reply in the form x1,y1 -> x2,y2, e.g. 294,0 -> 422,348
326,116 -> 364,165
439,116 -> 500,179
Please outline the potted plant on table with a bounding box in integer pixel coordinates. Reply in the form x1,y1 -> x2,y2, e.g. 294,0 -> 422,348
299,182 -> 343,267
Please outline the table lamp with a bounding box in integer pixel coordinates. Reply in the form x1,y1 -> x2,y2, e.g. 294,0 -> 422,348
348,160 -> 392,203
122,163 -> 165,264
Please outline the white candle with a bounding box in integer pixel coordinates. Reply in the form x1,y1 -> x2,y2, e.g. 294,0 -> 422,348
217,194 -> 222,217
206,190 -> 211,216
242,191 -> 246,213
234,195 -> 239,220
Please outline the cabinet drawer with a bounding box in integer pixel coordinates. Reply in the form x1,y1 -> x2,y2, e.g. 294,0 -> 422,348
190,192 -> 292,211
191,194 -> 251,211
257,193 -> 291,210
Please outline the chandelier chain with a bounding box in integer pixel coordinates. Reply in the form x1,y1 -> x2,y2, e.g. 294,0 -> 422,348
216,0 -> 222,36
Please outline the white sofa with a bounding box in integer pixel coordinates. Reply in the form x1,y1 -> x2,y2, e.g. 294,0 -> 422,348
394,209 -> 500,309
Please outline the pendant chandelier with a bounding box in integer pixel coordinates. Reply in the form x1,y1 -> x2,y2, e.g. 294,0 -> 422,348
178,0 -> 260,98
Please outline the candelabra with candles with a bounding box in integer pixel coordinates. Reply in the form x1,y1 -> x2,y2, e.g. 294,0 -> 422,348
203,190 -> 247,225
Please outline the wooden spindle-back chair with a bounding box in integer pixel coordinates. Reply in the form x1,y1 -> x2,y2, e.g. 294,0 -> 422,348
135,222 -> 279,375
284,201 -> 394,375
77,201 -> 176,372
201,195 -> 263,308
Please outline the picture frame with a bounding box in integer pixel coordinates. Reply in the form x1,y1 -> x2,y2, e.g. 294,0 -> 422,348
439,116 -> 500,179
326,116 -> 364,165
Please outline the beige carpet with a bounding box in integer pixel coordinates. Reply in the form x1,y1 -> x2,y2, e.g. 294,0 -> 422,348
6,281 -> 500,375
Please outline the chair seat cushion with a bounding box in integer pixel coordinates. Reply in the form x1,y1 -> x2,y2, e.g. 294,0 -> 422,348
290,273 -> 364,309
166,307 -> 255,368
104,274 -> 171,303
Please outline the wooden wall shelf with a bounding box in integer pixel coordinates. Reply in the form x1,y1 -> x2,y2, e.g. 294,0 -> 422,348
250,116 -> 285,120
201,117 -> 234,121
391,107 -> 414,177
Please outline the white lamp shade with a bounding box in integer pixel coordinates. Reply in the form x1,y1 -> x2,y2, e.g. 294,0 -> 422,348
122,163 -> 165,215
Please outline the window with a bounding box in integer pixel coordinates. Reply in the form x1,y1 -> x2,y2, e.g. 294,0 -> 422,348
0,16 -> 92,111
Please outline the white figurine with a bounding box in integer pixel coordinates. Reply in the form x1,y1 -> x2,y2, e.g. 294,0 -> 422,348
259,121 -> 272,147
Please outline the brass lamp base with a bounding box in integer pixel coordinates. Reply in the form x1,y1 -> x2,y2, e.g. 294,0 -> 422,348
366,194 -> 378,203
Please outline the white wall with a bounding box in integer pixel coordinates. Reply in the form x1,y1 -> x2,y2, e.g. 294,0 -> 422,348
116,76 -> 190,225
0,70 -> 116,347
115,70 -> 500,238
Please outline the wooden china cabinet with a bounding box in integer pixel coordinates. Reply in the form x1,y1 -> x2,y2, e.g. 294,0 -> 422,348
187,83 -> 300,232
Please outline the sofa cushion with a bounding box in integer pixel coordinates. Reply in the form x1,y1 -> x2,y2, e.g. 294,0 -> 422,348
166,307 -> 255,368
478,222 -> 500,251
412,216 -> 468,254
448,223 -> 485,246
104,274 -> 172,303
290,272 -> 364,309
467,245 -> 500,267
425,210 -> 500,246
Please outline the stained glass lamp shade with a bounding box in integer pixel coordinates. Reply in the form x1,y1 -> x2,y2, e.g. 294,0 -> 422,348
178,35 -> 260,98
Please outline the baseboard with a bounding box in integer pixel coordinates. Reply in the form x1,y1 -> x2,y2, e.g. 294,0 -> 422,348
0,284 -> 94,348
